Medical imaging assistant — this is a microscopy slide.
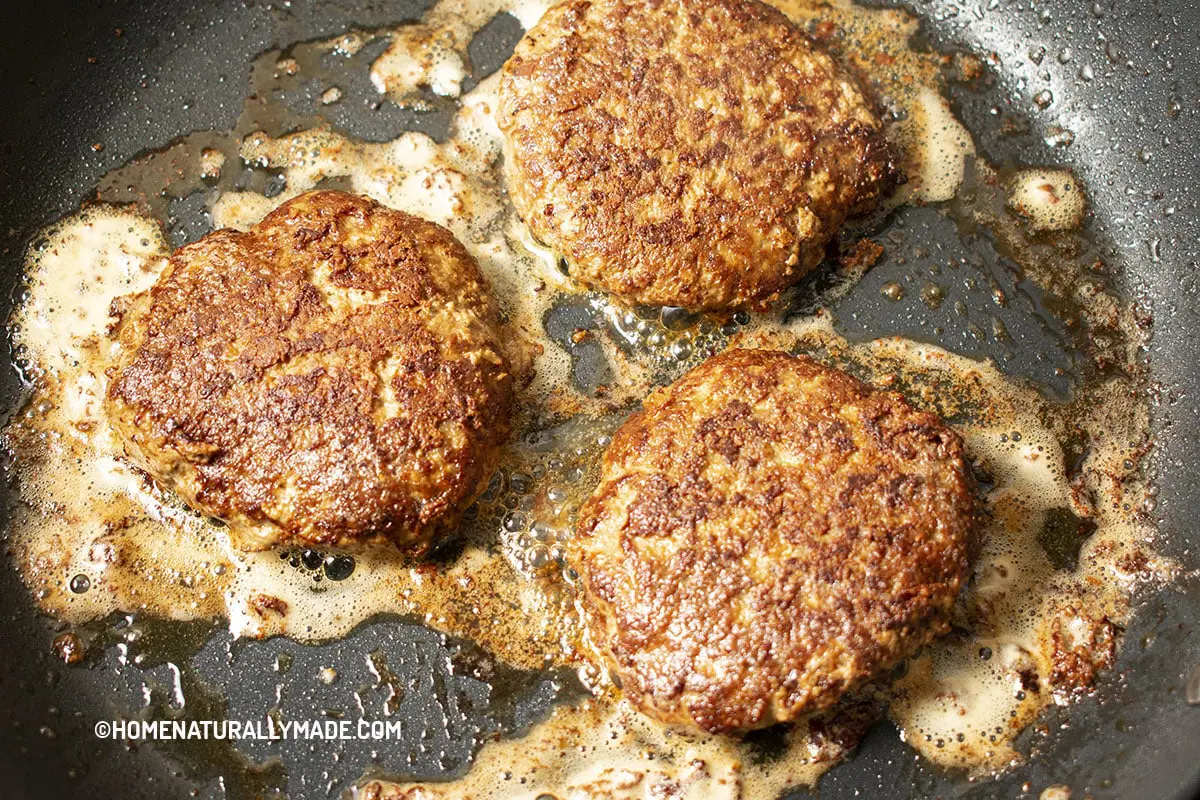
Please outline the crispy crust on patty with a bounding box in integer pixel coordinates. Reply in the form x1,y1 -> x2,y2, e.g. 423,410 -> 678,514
105,190 -> 513,552
573,349 -> 974,732
498,0 -> 898,312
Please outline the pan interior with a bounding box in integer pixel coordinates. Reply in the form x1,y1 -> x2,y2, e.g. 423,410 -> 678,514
0,0 -> 1196,799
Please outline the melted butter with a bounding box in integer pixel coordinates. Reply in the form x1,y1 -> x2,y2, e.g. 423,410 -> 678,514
355,697 -> 847,800
1007,168 -> 1088,231
369,0 -> 554,103
905,87 -> 977,203
12,208 -> 167,381
2,0 -> 1169,795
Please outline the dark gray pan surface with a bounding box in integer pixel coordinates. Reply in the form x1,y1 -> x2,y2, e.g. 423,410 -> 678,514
0,0 -> 1196,798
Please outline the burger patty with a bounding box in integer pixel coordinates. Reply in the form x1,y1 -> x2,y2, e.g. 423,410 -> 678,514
105,190 -> 514,553
573,349 -> 975,732
497,0 -> 898,312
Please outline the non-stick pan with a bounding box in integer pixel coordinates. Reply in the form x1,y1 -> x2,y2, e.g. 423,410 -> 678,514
0,0 -> 1196,798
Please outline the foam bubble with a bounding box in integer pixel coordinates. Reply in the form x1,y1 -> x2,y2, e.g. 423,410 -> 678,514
904,88 -> 977,203
1008,169 -> 1088,231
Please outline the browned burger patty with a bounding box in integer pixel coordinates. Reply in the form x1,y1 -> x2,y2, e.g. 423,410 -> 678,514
573,349 -> 975,732
497,0 -> 897,312
105,190 -> 514,553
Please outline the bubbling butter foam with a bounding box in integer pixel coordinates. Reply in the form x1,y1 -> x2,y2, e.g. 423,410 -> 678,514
369,0 -> 553,103
1007,169 -> 1088,231
906,88 -> 977,203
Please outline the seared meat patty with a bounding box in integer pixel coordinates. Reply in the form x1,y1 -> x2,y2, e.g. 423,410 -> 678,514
106,190 -> 513,552
573,349 -> 975,732
497,0 -> 898,312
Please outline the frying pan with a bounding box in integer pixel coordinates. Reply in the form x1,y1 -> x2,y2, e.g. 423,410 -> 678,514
0,0 -> 1197,797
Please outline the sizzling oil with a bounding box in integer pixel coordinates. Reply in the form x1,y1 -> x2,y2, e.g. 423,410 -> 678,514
1,0 -> 1169,797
